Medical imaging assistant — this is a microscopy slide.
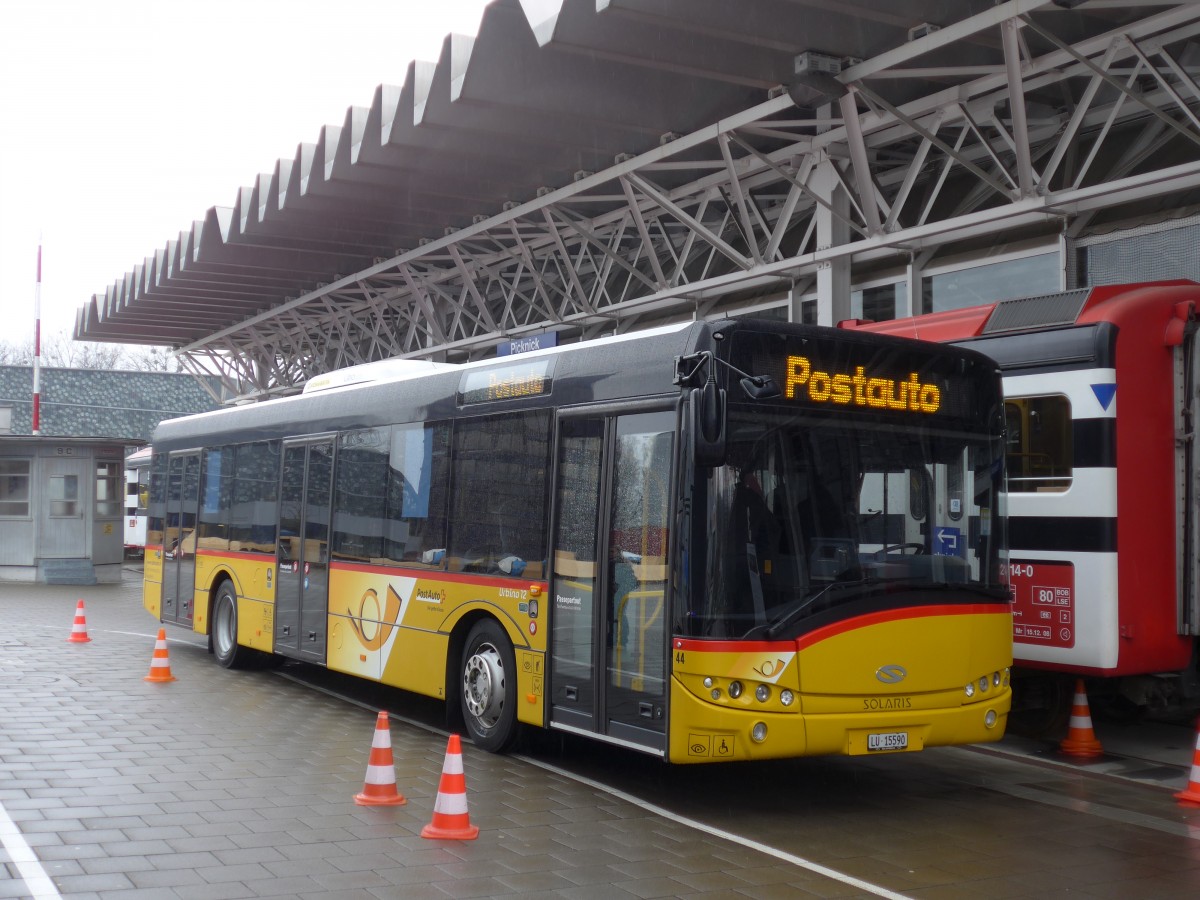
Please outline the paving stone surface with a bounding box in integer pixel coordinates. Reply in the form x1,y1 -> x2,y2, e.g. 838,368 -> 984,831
0,575 -> 854,899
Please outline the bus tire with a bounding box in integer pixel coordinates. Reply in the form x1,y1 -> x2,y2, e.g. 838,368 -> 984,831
460,619 -> 519,753
212,580 -> 255,670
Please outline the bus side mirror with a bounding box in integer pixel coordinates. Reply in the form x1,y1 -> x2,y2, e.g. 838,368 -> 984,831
691,380 -> 727,468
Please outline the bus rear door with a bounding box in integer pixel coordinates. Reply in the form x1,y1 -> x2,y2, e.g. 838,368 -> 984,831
162,452 -> 200,626
275,438 -> 334,662
549,409 -> 674,753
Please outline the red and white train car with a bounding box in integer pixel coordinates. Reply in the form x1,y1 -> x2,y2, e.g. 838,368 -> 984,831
851,281 -> 1200,729
124,446 -> 152,558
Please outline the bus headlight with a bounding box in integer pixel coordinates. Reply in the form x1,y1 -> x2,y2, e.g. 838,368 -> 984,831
780,689 -> 795,707
755,684 -> 770,703
728,681 -> 743,699
751,722 -> 768,743
979,676 -> 989,693
992,671 -> 1002,688
985,709 -> 998,728
965,682 -> 976,698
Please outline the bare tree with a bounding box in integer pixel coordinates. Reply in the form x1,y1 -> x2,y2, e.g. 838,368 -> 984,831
43,333 -> 124,368
0,338 -> 34,365
0,330 -> 177,371
122,346 -> 180,372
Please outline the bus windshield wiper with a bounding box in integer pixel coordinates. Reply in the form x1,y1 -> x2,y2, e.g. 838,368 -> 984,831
753,578 -> 879,640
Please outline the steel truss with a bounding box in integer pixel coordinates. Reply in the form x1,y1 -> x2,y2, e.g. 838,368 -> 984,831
177,0 -> 1200,402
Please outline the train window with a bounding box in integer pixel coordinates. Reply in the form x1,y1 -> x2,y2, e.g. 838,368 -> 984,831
909,468 -> 929,521
947,456 -> 964,521
1004,395 -> 1072,492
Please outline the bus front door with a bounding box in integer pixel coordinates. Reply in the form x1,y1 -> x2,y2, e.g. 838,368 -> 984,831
162,452 -> 200,626
549,411 -> 673,753
275,439 -> 333,662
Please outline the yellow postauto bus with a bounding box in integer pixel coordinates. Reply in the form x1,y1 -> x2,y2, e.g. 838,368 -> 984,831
144,317 -> 1011,763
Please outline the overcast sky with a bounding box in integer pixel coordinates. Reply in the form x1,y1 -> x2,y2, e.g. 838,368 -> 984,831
0,0 -> 495,345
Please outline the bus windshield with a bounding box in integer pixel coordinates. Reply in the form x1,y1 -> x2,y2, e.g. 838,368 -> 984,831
692,408 -> 1006,639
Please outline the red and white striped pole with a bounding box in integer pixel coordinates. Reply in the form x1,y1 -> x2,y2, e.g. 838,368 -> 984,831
32,242 -> 42,436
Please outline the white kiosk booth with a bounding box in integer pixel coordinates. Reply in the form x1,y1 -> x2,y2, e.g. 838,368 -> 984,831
0,366 -> 221,584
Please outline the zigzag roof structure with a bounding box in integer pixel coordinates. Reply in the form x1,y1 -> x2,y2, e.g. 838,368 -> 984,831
75,0 -> 1200,401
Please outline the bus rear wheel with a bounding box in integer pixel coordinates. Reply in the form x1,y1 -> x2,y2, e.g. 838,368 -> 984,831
212,580 -> 256,670
460,619 -> 518,753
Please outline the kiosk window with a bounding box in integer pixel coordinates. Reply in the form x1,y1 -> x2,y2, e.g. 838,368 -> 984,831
95,462 -> 122,517
0,459 -> 30,517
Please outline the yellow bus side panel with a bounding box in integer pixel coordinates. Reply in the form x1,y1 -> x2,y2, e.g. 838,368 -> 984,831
236,598 -> 274,653
143,546 -> 163,618
325,565 -> 547,726
667,609 -> 1011,764
193,552 -> 276,652
513,648 -> 545,727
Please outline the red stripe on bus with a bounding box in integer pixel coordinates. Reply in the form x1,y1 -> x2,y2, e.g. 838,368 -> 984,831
331,560 -> 548,590
795,604 -> 1007,650
186,550 -> 549,591
195,548 -> 277,562
672,605 -> 1008,653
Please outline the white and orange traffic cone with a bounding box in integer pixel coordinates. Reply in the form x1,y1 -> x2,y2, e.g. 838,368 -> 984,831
420,734 -> 478,840
66,599 -> 92,644
1175,717 -> 1200,807
354,711 -> 407,806
143,628 -> 177,683
1058,678 -> 1103,758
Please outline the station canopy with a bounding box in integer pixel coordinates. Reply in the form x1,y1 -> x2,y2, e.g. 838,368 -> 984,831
75,0 -> 1200,401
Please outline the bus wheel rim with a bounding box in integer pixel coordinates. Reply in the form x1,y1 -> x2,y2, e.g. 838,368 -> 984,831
216,599 -> 233,655
464,643 -> 505,728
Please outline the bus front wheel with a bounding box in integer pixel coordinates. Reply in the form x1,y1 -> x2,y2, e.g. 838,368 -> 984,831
460,619 -> 518,753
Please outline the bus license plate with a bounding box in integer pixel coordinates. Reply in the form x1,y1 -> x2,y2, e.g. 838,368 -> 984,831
867,731 -> 908,751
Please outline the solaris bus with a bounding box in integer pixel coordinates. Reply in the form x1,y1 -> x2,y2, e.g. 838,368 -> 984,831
144,317 -> 1012,762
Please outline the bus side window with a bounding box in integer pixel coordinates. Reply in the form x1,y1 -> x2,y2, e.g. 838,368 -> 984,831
230,441 -> 279,554
448,410 -> 551,576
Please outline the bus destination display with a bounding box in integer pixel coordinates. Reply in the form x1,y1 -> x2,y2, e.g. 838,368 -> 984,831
458,358 -> 554,405
784,355 -> 942,413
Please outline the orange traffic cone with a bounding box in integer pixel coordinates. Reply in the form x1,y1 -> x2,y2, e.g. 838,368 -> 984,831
421,734 -> 478,840
66,599 -> 92,643
354,711 -> 407,806
143,628 -> 177,683
1058,679 -> 1103,758
1175,718 -> 1200,807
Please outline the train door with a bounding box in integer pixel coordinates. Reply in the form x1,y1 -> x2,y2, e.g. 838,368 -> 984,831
549,409 -> 674,752
162,452 -> 200,625
275,437 -> 334,662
